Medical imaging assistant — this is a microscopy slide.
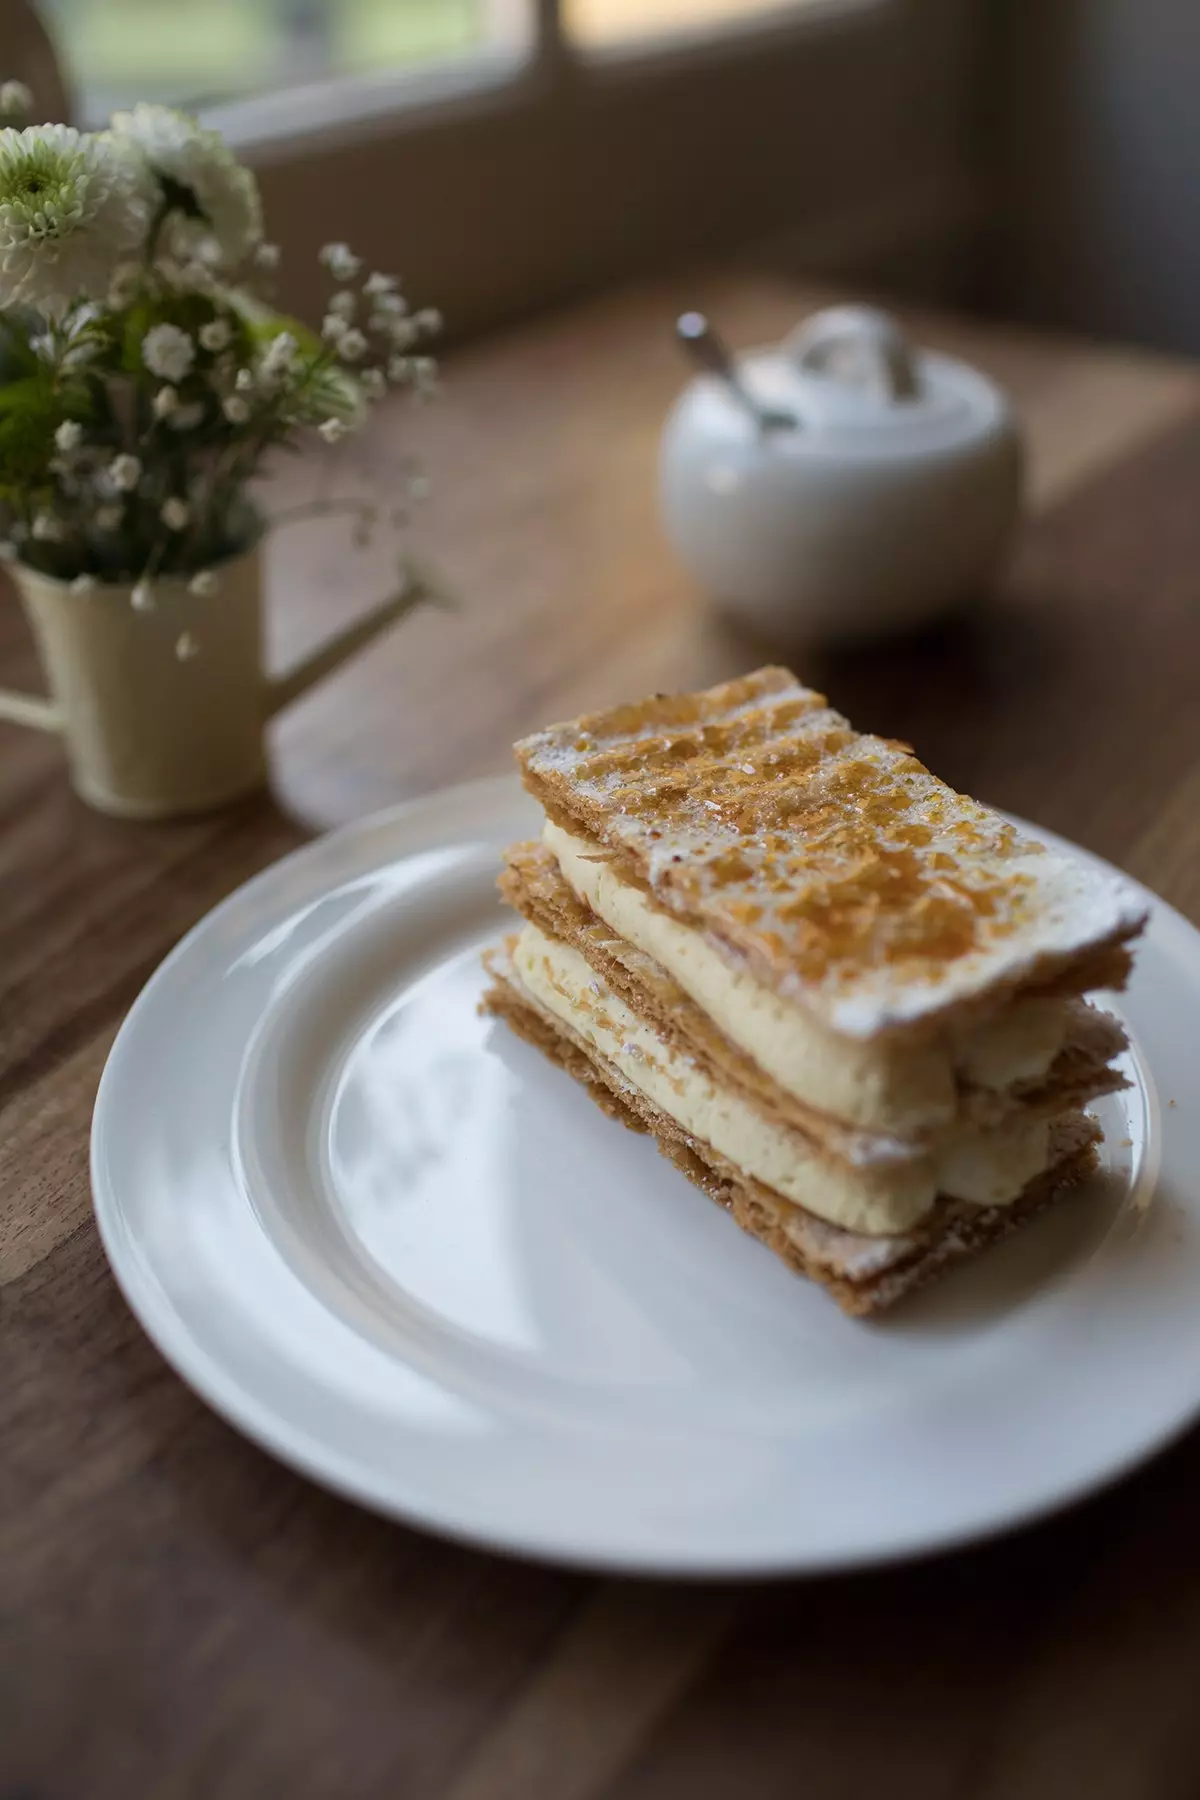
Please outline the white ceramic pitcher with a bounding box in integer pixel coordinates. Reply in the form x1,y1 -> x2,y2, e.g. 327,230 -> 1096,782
0,545 -> 438,818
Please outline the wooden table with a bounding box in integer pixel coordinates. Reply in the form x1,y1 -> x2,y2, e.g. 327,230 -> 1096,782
6,273 -> 1200,1798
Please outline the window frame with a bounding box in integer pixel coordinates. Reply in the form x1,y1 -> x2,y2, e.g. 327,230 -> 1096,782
203,0 -> 888,162
26,0 -> 983,336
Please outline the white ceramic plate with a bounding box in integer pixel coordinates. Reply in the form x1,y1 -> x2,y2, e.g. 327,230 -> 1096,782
92,776 -> 1200,1575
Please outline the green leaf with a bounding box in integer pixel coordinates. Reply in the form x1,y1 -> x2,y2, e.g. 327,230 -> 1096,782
0,309 -> 40,382
233,296 -> 321,359
121,298 -> 157,375
0,409 -> 54,487
0,376 -> 48,416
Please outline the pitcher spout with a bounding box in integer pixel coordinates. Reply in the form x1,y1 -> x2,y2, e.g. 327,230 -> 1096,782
265,553 -> 449,719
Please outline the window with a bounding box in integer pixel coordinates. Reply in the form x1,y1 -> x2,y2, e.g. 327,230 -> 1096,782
48,0 -> 851,122
21,0 -> 981,341
44,0 -> 512,122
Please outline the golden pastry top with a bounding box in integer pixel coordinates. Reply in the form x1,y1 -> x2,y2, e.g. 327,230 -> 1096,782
516,667 -> 1146,1037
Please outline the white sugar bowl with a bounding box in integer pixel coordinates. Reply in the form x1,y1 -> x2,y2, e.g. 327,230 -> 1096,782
660,305 -> 1024,645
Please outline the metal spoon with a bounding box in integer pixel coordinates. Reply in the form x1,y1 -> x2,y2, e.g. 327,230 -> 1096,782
675,311 -> 796,435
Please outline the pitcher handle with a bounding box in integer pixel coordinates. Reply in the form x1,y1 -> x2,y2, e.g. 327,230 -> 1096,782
0,688 -> 61,731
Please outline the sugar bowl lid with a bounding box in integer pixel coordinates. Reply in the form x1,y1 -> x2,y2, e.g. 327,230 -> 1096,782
744,304 -> 1016,458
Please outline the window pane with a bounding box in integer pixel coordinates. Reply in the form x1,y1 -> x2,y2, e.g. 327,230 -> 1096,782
565,0 -> 830,49
44,0 -> 516,124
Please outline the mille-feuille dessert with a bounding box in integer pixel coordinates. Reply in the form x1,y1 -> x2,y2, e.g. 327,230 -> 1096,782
482,667 -> 1146,1314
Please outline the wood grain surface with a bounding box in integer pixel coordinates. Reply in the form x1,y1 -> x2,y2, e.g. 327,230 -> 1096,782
4,273 -> 1200,1799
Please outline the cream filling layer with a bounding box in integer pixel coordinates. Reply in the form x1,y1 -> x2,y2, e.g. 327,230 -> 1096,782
513,924 -> 1054,1237
544,821 -> 1070,1136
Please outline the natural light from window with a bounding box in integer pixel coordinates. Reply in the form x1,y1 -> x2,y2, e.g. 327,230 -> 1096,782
565,0 -> 827,49
48,0 -> 833,125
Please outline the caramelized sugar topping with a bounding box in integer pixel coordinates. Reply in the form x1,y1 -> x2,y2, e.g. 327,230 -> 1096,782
517,668 -> 1144,1032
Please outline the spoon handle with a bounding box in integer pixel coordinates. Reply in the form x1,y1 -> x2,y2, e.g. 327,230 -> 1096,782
675,312 -> 792,435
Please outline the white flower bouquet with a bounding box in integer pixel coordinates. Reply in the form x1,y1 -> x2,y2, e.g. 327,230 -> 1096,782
0,91 -> 439,595
0,87 -> 445,819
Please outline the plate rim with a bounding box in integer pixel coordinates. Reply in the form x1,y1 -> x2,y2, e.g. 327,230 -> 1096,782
90,775 -> 1200,1577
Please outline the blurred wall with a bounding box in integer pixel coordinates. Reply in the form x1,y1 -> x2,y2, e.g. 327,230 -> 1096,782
983,0 -> 1200,355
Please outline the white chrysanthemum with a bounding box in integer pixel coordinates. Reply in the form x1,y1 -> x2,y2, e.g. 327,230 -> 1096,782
199,317 -> 231,351
0,124 -> 154,315
161,496 -> 189,531
153,385 -> 178,418
54,419 -> 83,452
253,241 -> 279,270
142,321 -> 194,382
113,104 -> 262,267
222,395 -> 250,423
318,417 -> 347,444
